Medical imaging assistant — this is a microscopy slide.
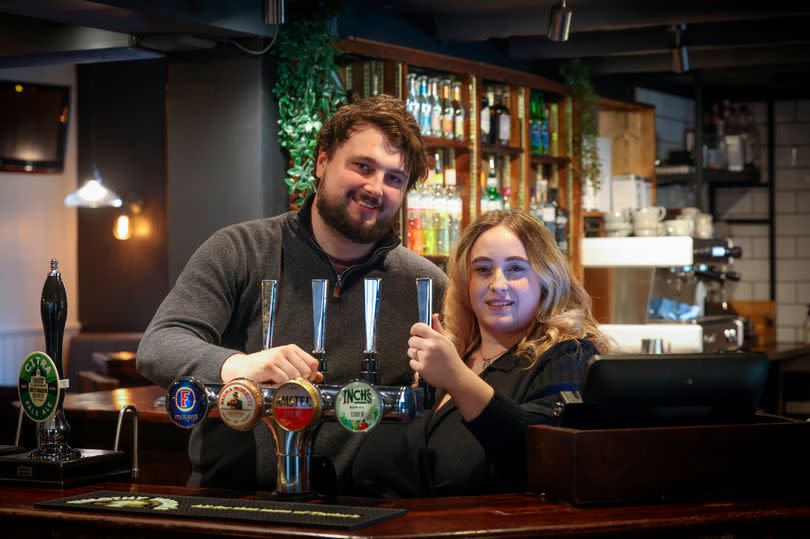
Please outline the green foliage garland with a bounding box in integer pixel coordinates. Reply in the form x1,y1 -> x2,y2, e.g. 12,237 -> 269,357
273,2 -> 346,208
560,59 -> 601,191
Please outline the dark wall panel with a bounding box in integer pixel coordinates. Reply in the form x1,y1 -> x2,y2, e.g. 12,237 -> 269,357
77,59 -> 169,332
166,51 -> 287,285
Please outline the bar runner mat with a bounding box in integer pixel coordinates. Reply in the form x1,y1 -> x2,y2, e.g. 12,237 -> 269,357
36,490 -> 405,530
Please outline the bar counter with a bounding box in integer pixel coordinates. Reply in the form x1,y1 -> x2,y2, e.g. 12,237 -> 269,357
1,482 -> 809,538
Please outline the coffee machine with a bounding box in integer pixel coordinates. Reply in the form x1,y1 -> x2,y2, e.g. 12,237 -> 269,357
646,239 -> 744,352
582,237 -> 745,353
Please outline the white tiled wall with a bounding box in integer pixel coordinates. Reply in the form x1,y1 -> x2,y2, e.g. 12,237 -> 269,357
634,88 -> 695,162
633,89 -> 810,342
718,100 -> 810,343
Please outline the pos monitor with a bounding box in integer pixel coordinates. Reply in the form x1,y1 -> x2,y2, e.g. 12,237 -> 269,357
558,352 -> 770,429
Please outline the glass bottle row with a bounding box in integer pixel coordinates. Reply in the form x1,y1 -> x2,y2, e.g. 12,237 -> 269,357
406,74 -> 465,141
406,149 -> 463,257
529,91 -> 560,157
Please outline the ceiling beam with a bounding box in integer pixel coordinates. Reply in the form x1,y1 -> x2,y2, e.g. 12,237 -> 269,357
0,13 -> 161,68
508,17 -> 810,59
582,43 -> 810,74
431,1 -> 810,41
0,0 -> 277,38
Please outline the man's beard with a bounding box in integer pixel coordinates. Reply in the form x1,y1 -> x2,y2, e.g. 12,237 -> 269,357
315,186 -> 393,244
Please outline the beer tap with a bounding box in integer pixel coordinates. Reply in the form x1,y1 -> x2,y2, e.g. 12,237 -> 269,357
0,259 -> 135,486
165,275 -> 427,498
360,278 -> 380,385
30,259 -> 80,461
312,279 -> 328,382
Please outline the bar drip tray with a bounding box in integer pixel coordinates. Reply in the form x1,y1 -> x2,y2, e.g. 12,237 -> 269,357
0,448 -> 130,487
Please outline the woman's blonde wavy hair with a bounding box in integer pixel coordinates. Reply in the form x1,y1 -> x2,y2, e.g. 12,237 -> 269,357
442,209 -> 611,365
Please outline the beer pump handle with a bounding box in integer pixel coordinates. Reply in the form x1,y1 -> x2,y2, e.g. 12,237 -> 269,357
312,279 -> 328,382
262,280 -> 278,350
416,278 -> 436,408
41,259 -> 68,380
361,278 -> 381,385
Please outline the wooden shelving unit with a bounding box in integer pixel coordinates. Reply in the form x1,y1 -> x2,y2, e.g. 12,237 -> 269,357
582,97 -> 658,323
335,37 -> 654,285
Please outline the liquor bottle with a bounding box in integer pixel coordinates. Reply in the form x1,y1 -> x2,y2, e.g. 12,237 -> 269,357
406,74 -> 420,124
407,188 -> 423,254
549,186 -> 568,254
370,69 -> 381,96
540,100 -> 550,156
549,102 -> 559,157
420,182 -> 436,256
441,80 -> 454,139
502,185 -> 511,211
499,87 -> 512,146
479,86 -> 492,144
429,77 -> 442,138
451,81 -> 465,141
481,156 -> 503,212
490,86 -> 511,146
418,75 -> 432,136
529,92 -> 542,156
529,184 -> 539,221
433,151 -> 450,256
537,172 -> 556,236
445,151 -> 461,253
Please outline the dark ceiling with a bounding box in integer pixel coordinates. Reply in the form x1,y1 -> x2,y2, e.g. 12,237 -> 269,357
374,0 -> 810,100
2,0 -> 810,101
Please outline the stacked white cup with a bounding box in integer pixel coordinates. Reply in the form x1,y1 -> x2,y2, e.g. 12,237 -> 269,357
632,206 -> 666,236
604,210 -> 633,237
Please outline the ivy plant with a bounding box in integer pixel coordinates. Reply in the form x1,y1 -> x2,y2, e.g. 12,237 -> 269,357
273,1 -> 346,208
560,59 -> 602,191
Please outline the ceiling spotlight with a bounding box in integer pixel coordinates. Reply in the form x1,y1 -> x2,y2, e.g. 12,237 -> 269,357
547,0 -> 573,42
670,23 -> 689,73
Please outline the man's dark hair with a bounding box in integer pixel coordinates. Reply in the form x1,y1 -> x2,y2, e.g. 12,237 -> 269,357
315,94 -> 429,190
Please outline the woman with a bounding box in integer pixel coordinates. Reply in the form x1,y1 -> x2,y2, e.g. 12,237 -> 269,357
352,209 -> 611,497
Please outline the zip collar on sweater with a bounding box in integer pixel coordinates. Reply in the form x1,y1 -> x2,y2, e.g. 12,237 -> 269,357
291,194 -> 402,298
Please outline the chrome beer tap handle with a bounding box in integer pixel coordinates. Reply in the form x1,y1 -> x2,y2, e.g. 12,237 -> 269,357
416,278 -> 436,408
262,279 -> 278,350
312,279 -> 328,382
361,278 -> 381,384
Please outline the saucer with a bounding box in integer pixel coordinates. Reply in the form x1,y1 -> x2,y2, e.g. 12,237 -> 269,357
633,227 -> 658,237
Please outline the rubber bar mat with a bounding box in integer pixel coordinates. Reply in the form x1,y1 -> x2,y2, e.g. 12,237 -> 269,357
36,490 -> 405,529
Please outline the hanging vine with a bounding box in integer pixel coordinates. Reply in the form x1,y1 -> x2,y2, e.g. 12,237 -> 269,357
560,59 -> 602,191
273,1 -> 346,208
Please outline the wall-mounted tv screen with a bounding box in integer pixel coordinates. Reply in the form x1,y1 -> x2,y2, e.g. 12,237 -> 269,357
0,81 -> 70,173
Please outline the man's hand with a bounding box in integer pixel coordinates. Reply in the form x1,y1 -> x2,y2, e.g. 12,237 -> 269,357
221,344 -> 323,384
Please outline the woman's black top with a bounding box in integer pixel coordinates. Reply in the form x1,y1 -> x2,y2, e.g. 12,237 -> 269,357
352,339 -> 597,497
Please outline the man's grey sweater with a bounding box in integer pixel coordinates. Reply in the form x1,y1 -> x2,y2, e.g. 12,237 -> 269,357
137,198 -> 447,491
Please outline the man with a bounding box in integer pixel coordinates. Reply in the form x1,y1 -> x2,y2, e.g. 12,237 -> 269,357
137,94 -> 447,492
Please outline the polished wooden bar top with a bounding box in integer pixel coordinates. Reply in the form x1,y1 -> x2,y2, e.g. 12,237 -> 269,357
63,384 -> 169,423
0,482 -> 808,538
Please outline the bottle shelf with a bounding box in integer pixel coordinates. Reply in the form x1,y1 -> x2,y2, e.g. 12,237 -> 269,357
480,143 -> 523,157
424,137 -> 470,150
530,155 -> 571,167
